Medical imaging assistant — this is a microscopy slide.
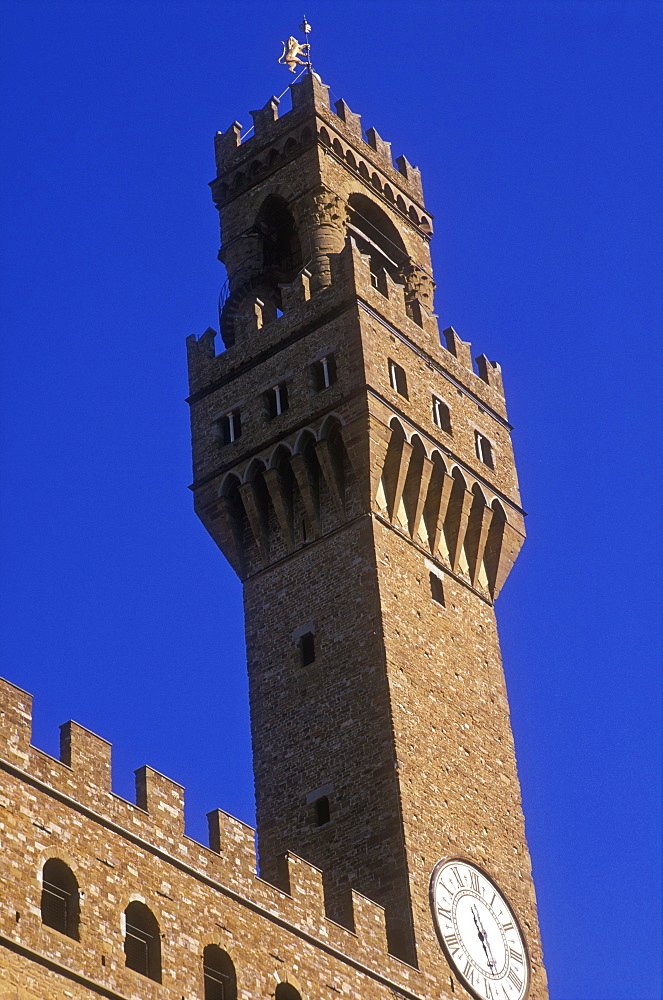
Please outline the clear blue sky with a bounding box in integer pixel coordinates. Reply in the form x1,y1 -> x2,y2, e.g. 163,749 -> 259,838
1,3 -> 661,999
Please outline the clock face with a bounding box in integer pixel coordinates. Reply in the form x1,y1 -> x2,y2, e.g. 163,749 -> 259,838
430,858 -> 530,1000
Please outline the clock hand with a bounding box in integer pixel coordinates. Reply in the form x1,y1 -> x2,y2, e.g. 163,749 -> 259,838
472,904 -> 498,972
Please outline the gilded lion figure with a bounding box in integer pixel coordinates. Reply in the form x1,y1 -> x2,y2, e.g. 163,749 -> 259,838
278,37 -> 310,72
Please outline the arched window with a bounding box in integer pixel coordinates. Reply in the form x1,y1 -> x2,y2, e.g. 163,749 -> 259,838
203,944 -> 237,1000
255,196 -> 302,279
124,901 -> 161,982
275,985 -> 302,1000
41,858 -> 80,940
347,193 -> 408,284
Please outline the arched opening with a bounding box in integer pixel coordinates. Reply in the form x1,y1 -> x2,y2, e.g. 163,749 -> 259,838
302,434 -> 321,520
422,452 -> 447,553
283,136 -> 298,157
203,944 -> 237,1000
346,150 -> 357,170
381,419 -> 407,521
124,901 -> 161,982
444,468 -> 469,570
383,183 -> 395,203
347,193 -> 408,286
402,435 -> 426,535
272,444 -> 296,545
255,196 -> 302,279
332,138 -> 343,157
484,499 -> 507,597
41,858 -> 80,940
464,483 -> 488,583
318,127 -> 331,146
275,985 -> 302,1000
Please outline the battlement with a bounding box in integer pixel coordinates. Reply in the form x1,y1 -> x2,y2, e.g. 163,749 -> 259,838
0,675 -> 410,979
187,239 -> 507,421
212,72 -> 426,211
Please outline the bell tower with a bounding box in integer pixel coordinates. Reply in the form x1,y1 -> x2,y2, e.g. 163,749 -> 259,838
187,70 -> 547,997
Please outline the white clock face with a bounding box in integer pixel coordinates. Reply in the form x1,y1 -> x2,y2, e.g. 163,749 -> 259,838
430,858 -> 530,1000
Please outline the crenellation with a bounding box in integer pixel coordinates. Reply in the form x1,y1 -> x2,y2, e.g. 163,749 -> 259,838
333,98 -> 362,139
59,721 -> 112,796
365,126 -> 393,169
0,677 -> 32,768
206,808 -> 257,875
250,96 -> 280,135
475,353 -> 505,395
134,766 -> 185,839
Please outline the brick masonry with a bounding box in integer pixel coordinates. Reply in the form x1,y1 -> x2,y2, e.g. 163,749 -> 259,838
1,70 -> 548,999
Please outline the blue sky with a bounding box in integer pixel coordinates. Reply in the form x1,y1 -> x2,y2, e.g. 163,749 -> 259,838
1,3 -> 661,999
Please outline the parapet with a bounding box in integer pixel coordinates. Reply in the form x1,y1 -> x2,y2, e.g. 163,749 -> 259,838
212,72 -> 426,209
0,675 -> 393,966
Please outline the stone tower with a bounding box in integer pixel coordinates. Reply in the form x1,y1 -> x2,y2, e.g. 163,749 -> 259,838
187,71 -> 547,998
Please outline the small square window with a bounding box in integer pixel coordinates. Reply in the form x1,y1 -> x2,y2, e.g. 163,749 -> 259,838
432,395 -> 451,433
216,409 -> 242,446
388,359 -> 408,398
475,431 -> 494,469
430,572 -> 445,606
311,354 -> 337,393
265,382 -> 289,420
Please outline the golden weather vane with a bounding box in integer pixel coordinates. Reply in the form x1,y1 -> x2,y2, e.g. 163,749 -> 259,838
278,16 -> 312,73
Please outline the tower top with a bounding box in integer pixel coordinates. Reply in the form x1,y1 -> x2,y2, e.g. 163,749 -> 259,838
213,72 -> 426,210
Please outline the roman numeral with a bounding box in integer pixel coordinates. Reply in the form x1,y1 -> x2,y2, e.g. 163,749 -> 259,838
452,866 -> 464,887
469,870 -> 481,892
463,959 -> 475,984
437,905 -> 452,922
484,980 -> 496,999
509,946 -> 524,964
508,967 -> 523,991
445,932 -> 462,957
502,920 -> 514,932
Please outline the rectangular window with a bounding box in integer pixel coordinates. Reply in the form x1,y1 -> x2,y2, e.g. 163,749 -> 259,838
432,395 -> 451,433
311,354 -> 337,393
299,631 -> 315,666
313,795 -> 331,826
475,431 -> 494,469
216,409 -> 242,446
430,572 -> 445,606
388,359 -> 408,398
265,382 -> 289,420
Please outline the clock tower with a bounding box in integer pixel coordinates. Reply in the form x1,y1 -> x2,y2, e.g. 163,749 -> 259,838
187,69 -> 548,998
